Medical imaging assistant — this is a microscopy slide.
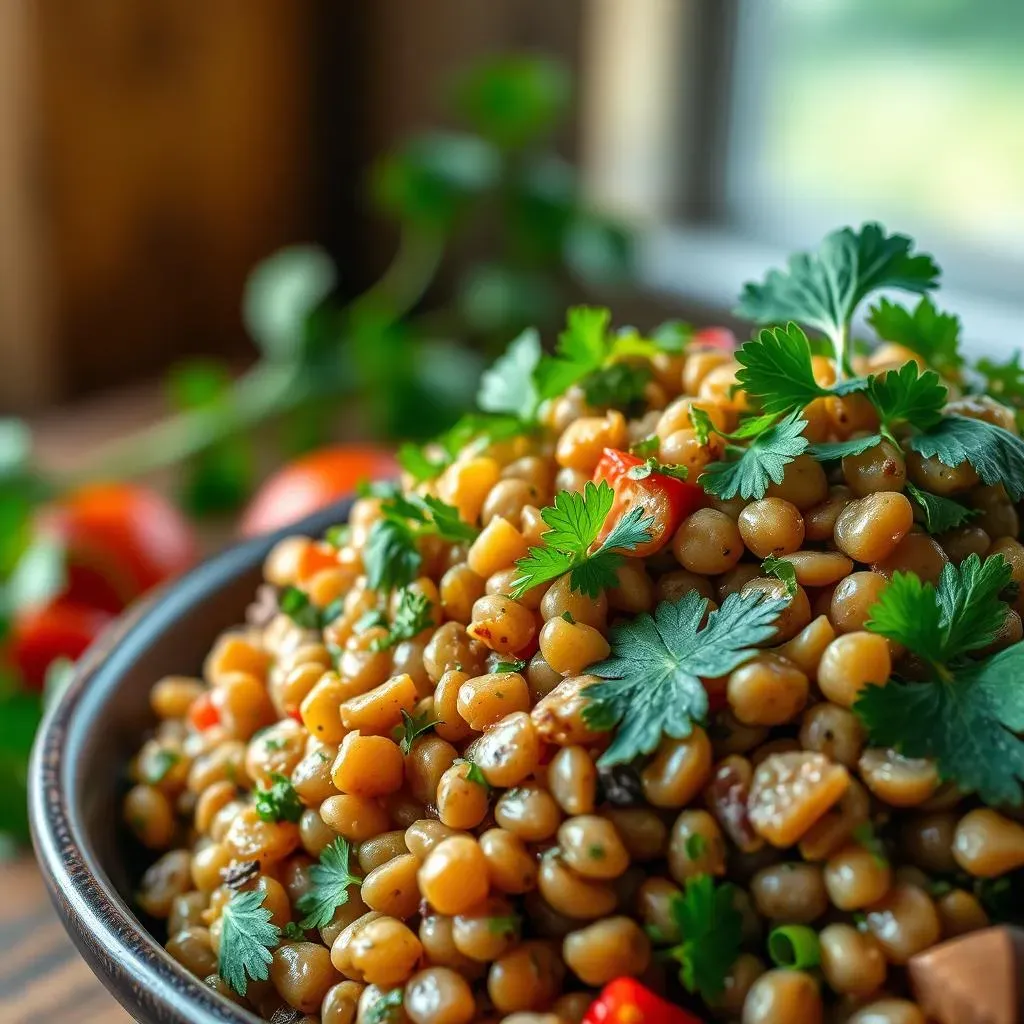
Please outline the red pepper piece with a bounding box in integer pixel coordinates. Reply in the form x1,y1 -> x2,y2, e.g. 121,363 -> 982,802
693,326 -> 737,351
593,448 -> 704,558
583,978 -> 705,1024
188,691 -> 220,731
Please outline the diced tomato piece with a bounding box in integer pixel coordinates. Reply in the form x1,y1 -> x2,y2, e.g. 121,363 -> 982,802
583,978 -> 705,1024
9,600 -> 113,691
296,540 -> 342,583
188,691 -> 220,731
692,326 -> 737,351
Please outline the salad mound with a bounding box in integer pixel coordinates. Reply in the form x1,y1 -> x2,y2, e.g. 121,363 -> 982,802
125,224 -> 1024,1024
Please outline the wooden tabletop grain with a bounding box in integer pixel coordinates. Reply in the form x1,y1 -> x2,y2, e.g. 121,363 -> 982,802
0,857 -> 133,1023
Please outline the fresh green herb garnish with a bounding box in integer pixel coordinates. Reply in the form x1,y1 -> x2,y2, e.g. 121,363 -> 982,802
697,411 -> 809,501
511,480 -> 654,599
761,555 -> 798,597
279,586 -> 323,630
218,888 -> 280,996
866,360 -> 946,442
324,524 -> 352,549
867,296 -> 963,376
736,222 -> 940,375
684,833 -> 707,861
855,554 -> 1024,805
369,589 -> 434,651
254,773 -> 303,824
454,758 -> 491,790
650,319 -> 693,353
487,914 -> 521,936
397,412 -> 529,483
143,749 -> 180,785
630,434 -> 660,457
851,822 -> 889,867
909,416 -> 1024,502
583,589 -> 785,765
365,988 -> 405,1024
263,737 -> 286,752
581,360 -> 651,413
666,875 -> 743,1003
478,327 -> 543,419
396,708 -> 440,755
905,483 -> 979,535
281,921 -> 306,941
493,656 -> 528,674
296,838 -> 362,929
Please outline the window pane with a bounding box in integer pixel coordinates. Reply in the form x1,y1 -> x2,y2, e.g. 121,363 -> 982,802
728,0 -> 1024,289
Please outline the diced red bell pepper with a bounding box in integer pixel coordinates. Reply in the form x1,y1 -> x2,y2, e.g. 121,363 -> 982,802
692,326 -> 737,351
188,691 -> 220,731
593,448 -> 704,558
583,978 -> 705,1024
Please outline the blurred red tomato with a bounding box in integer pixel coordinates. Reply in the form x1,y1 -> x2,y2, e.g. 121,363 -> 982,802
39,484 -> 199,613
9,601 -> 113,690
693,326 -> 737,351
240,445 -> 397,537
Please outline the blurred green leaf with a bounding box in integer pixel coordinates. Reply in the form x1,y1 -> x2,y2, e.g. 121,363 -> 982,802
372,132 -> 500,231
477,328 -> 542,417
457,264 -> 559,335
451,55 -> 570,150
243,246 -> 337,361
167,360 -> 255,515
564,215 -> 635,286
5,536 -> 64,612
0,420 -> 31,481
0,689 -> 43,842
508,156 -> 576,262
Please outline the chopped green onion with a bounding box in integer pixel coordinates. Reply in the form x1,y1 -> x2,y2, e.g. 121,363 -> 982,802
767,925 -> 821,970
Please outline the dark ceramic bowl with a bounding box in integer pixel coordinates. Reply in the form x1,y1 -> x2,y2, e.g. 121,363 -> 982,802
30,499 -> 354,1024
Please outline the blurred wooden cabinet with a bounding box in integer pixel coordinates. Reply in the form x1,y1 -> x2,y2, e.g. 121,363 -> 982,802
0,0 -> 317,409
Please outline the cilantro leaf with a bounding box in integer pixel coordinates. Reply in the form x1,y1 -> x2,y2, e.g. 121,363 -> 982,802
296,838 -> 362,929
281,921 -> 306,941
493,655 -> 528,674
905,482 -> 979,534
254,773 -> 304,824
583,589 -> 786,765
808,435 -> 883,461
511,481 -> 653,598
978,351 -> 1024,420
218,888 -> 281,996
581,361 -> 651,413
396,443 -> 448,483
398,414 -> 531,483
761,555 -> 798,596
667,875 -> 743,1004
867,296 -> 963,375
651,320 -> 693,353
363,519 -> 422,592
867,361 -> 946,434
396,708 -> 440,755
478,327 -> 542,418
736,223 -> 939,373
365,988 -> 405,1024
855,642 -> 1024,806
534,306 -> 612,400
454,757 -> 491,790
909,415 -> 1024,501
735,323 -> 833,414
698,412 -> 809,500
863,571 -> 943,663
279,586 -> 323,630
370,589 -> 434,651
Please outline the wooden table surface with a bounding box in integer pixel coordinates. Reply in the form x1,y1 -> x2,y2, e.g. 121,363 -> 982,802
0,857 -> 133,1023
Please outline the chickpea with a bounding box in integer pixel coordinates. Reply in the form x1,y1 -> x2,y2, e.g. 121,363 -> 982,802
799,704 -> 865,769
451,896 -> 519,962
151,676 -> 205,720
360,853 -> 421,919
939,523 -> 991,565
969,482 -> 1019,539
751,862 -> 828,922
830,572 -> 889,634
300,675 -> 352,746
834,492 -> 914,563
817,633 -> 891,708
805,489 -> 852,542
456,671 -> 531,731
531,675 -> 606,747
418,913 -> 479,974
470,712 -> 541,790
438,456 -> 502,523
552,992 -> 597,1024
439,564 -> 485,626
423,623 -> 488,684
739,578 -> 811,643
727,654 -> 809,726
824,844 -> 892,910
487,942 -> 564,1014
777,615 -> 836,682
562,917 -> 650,986
167,926 -> 219,979
340,672 -> 418,737
668,810 -> 727,883
683,348 -> 733,394
672,509 -> 745,575
842,440 -> 906,496
640,727 -> 712,807
137,850 -> 193,918
190,842 -> 234,893
557,816 -> 630,880
711,953 -> 767,1017
548,746 -> 598,815
537,853 -> 617,920
862,884 -> 940,966
435,762 -> 490,831
906,450 -> 979,496
525,654 -> 563,703
322,980 -> 365,1024
765,454 -> 829,511
637,877 -> 682,943
859,749 -> 938,808
479,828 -> 538,895
898,813 -> 957,875
467,596 -> 536,657
404,735 -> 458,808
818,923 -> 887,997
741,969 -> 823,1024
846,1000 -> 927,1024
538,617 -> 610,676
124,785 -> 176,850
403,967 -> 475,1024
602,808 -> 668,861
495,784 -> 563,842
332,733 -> 405,799
872,531 -> 949,584
798,778 -> 871,862
348,915 -> 423,988
270,942 -> 340,1013
738,499 -> 806,558
952,808 -> 1024,877
540,575 -> 608,629
320,795 -> 391,842
168,891 -> 207,935
660,428 -> 724,479
607,559 -> 655,614
418,837 -> 489,915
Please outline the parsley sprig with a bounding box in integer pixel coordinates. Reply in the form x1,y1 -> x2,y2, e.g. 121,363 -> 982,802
218,888 -> 280,996
369,589 -> 435,651
280,586 -> 344,630
855,554 -> 1024,805
254,773 -> 304,824
665,875 -> 743,1004
510,480 -> 654,599
583,589 -> 786,765
867,296 -> 963,377
296,837 -> 363,929
396,708 -> 440,755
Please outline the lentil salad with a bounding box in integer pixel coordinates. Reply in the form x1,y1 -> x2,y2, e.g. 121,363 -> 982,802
125,224 -> 1024,1024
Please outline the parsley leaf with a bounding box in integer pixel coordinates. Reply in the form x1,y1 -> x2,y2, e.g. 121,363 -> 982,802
698,411 -> 809,500
863,570 -> 944,661
905,482 -> 979,534
867,296 -> 963,376
855,642 -> 1024,806
279,586 -> 324,630
478,327 -> 542,418
365,989 -> 404,1024
808,435 -> 883,461
534,306 -> 612,399
142,749 -> 180,785
978,352 -> 1024,429
218,888 -> 281,996
281,921 -> 306,941
254,773 -> 304,824
651,319 -> 693,353
370,589 -> 434,651
581,360 -> 651,414
909,415 -> 1024,501
454,757 -> 491,790
511,481 -> 654,599
583,589 -> 786,765
398,413 -> 531,483
396,708 -> 440,755
493,656 -> 527,673
736,223 -> 939,374
667,875 -> 743,1004
396,443 -> 448,483
296,838 -> 362,929
761,555 -> 798,596
630,434 -> 660,457
867,361 -> 946,436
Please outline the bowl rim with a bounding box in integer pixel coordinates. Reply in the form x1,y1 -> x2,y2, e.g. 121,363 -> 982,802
29,499 -> 355,1024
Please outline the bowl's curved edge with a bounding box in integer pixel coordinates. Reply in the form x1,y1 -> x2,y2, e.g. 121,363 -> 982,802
29,498 -> 355,1024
